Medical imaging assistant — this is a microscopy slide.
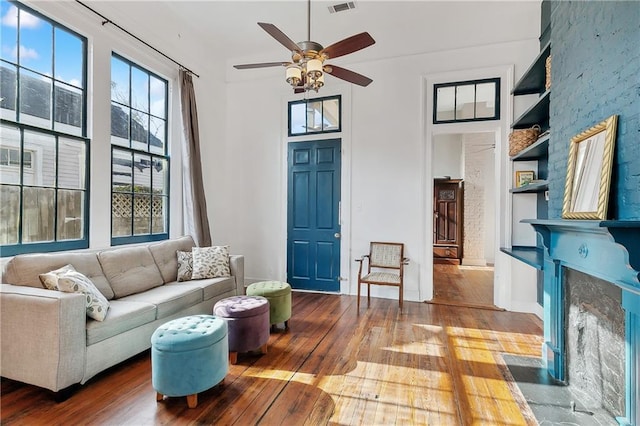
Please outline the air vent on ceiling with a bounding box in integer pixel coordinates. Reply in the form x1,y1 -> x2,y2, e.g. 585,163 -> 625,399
328,2 -> 356,14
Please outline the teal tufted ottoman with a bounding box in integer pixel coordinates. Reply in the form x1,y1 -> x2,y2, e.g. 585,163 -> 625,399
245,281 -> 292,330
151,315 -> 228,408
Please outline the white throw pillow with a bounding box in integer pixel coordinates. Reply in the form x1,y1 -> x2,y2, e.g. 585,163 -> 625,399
176,250 -> 193,282
39,264 -> 76,290
39,266 -> 110,321
191,246 -> 231,279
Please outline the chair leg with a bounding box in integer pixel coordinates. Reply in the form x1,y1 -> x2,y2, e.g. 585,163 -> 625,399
399,283 -> 404,310
260,343 -> 268,354
357,280 -> 361,311
367,284 -> 371,307
229,352 -> 238,365
156,392 -> 164,402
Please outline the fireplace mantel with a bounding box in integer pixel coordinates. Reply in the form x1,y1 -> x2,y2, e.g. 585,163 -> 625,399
523,219 -> 640,426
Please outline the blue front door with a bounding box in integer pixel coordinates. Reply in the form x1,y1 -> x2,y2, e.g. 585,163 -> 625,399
287,139 -> 341,292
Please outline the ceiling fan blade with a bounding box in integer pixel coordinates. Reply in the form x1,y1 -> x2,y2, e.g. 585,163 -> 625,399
321,32 -> 375,59
233,62 -> 289,70
258,22 -> 301,53
325,65 -> 373,87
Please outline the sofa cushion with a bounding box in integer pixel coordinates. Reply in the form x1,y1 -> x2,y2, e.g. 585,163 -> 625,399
167,276 -> 236,301
192,246 -> 231,279
148,236 -> 195,283
176,251 -> 193,282
86,300 -> 156,346
119,285 -> 202,319
98,246 -> 164,298
3,251 -> 115,300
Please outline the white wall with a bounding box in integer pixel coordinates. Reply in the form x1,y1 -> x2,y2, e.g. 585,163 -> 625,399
433,134 -> 463,178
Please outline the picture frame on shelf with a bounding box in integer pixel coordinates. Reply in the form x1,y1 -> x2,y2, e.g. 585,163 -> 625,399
515,170 -> 535,188
562,114 -> 618,220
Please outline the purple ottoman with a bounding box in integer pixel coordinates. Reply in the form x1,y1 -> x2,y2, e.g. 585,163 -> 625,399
213,296 -> 270,364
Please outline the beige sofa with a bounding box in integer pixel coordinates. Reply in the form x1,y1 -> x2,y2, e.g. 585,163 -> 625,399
0,236 -> 244,394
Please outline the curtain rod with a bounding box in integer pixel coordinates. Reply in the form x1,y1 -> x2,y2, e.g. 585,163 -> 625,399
75,0 -> 200,78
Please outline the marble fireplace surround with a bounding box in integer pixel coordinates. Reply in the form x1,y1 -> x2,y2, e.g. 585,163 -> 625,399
524,219 -> 640,426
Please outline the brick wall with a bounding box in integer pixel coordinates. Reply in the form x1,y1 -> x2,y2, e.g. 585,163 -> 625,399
548,1 -> 640,219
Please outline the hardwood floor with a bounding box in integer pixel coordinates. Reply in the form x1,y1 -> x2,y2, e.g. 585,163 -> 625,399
433,264 -> 496,308
1,288 -> 542,425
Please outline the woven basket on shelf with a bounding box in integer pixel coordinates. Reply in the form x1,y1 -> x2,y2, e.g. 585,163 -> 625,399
545,56 -> 552,90
509,124 -> 541,156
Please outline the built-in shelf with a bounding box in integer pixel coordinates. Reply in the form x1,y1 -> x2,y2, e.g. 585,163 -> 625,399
500,246 -> 544,269
512,90 -> 550,130
510,180 -> 549,193
512,42 -> 551,96
511,134 -> 549,161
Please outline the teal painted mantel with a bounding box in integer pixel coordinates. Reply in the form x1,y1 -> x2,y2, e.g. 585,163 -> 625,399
524,219 -> 640,426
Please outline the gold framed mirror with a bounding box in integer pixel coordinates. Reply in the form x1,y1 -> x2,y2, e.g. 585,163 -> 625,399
562,115 -> 618,220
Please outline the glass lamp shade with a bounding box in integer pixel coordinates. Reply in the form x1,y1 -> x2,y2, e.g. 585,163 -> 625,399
306,59 -> 323,79
286,66 -> 301,86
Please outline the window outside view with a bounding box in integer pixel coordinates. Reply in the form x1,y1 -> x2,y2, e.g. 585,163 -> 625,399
0,0 -> 88,252
110,54 -> 168,242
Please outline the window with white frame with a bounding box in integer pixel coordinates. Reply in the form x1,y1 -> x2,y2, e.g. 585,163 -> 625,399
0,0 -> 89,255
110,53 -> 169,245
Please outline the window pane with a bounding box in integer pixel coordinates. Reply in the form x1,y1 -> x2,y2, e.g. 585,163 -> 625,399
57,189 -> 84,240
131,67 -> 149,113
54,81 -> 83,135
152,196 -> 167,234
475,82 -> 496,118
455,85 -> 475,120
133,194 -> 150,235
112,192 -> 131,237
131,111 -> 149,150
19,68 -> 52,128
111,102 -> 130,146
150,75 -> 166,118
111,56 -> 129,105
23,130 -> 55,187
133,153 -> 151,192
435,86 -> 455,121
112,149 -> 132,191
0,184 -> 20,244
322,98 -> 339,131
54,27 -> 83,87
0,63 -> 17,121
19,8 -> 52,76
306,100 -> 322,132
0,124 -> 20,184
290,102 -> 306,135
22,186 -> 55,242
0,2 -> 17,63
149,117 -> 165,154
151,157 -> 167,195
58,138 -> 85,189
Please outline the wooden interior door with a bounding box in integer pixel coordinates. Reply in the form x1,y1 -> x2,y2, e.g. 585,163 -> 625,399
433,179 -> 463,263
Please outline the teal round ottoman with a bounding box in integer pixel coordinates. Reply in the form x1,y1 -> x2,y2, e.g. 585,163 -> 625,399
151,315 -> 228,408
246,281 -> 292,330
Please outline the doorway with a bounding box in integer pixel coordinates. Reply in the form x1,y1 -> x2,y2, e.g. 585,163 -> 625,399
431,132 -> 496,308
287,139 -> 341,292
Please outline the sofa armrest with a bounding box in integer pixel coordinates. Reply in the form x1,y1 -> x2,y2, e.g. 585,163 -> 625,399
229,255 -> 245,295
0,283 -> 86,392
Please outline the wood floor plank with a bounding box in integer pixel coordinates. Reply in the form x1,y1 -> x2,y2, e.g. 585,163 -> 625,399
1,268 -> 544,426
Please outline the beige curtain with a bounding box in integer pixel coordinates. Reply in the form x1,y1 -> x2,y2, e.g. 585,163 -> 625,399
179,69 -> 211,247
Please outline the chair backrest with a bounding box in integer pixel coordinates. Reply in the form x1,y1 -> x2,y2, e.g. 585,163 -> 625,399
369,242 -> 404,269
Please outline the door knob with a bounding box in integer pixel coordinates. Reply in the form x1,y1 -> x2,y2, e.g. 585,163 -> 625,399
334,233 -> 341,239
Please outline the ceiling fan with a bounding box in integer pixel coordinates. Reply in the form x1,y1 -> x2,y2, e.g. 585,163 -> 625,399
233,0 -> 375,93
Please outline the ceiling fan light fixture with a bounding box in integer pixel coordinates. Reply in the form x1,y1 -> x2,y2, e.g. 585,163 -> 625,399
306,58 -> 323,79
286,65 -> 302,86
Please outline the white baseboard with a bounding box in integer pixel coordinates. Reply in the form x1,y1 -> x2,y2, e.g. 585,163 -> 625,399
510,301 -> 543,319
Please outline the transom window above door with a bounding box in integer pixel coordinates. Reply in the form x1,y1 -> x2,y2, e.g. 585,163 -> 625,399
288,95 -> 341,136
434,78 -> 500,124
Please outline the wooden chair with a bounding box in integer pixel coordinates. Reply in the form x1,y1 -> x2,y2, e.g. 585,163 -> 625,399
355,242 -> 409,310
